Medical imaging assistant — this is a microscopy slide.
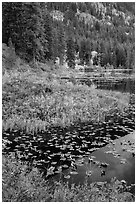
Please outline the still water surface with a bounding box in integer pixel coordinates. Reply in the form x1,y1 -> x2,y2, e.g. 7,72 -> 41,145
52,132 -> 135,186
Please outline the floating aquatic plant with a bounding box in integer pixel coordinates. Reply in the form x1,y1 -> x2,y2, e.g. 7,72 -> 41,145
86,170 -> 94,177
70,171 -> 78,175
64,175 -> 71,179
100,162 -> 109,168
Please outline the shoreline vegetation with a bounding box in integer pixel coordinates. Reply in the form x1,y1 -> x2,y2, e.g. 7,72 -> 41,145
2,64 -> 134,134
2,62 -> 135,202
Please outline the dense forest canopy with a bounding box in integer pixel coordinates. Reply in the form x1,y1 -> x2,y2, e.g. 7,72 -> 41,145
2,2 -> 135,70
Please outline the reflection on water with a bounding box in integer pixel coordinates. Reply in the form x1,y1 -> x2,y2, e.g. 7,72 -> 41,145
94,78 -> 135,93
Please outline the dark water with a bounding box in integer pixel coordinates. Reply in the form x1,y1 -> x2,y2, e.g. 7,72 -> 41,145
2,99 -> 135,186
52,132 -> 135,186
93,78 -> 135,93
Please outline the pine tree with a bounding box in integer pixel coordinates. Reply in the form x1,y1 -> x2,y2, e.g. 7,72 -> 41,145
2,2 -> 23,46
20,2 -> 47,62
66,37 -> 75,68
79,40 -> 86,65
57,22 -> 66,65
42,11 -> 53,61
52,26 -> 59,62
2,2 -> 47,63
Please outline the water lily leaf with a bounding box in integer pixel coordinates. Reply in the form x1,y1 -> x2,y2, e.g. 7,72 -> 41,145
100,162 -> 109,168
6,146 -> 11,150
70,171 -> 78,175
62,164 -> 69,168
56,152 -> 62,155
57,166 -> 62,171
113,153 -> 120,158
77,155 -> 83,158
55,145 -> 60,148
55,170 -> 62,174
46,171 -> 55,177
76,162 -> 84,166
28,152 -> 33,156
64,175 -> 71,179
32,155 -> 37,158
90,156 -> 96,159
50,153 -> 56,157
94,160 -> 100,165
60,157 -> 66,161
15,145 -> 20,148
44,161 -> 50,164
105,150 -> 113,154
120,160 -> 126,164
86,170 -> 94,176
101,170 -> 106,176
46,166 -> 55,176
120,158 -> 127,164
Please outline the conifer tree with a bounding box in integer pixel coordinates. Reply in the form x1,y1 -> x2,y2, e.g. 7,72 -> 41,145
66,37 -> 75,68
3,2 -> 47,62
57,22 -> 66,65
22,2 -> 47,62
42,11 -> 53,61
2,2 -> 22,47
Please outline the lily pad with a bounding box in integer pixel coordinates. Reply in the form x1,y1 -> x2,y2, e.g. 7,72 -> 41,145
64,175 -> 71,179
86,170 -> 94,176
60,157 -> 66,161
62,164 -> 69,168
100,162 -> 109,168
70,171 -> 78,175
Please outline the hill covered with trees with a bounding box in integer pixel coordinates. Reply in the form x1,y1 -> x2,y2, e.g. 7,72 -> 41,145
2,2 -> 135,70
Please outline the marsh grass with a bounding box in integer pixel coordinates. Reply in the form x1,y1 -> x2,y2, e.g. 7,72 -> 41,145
2,67 -> 132,134
2,153 -> 134,202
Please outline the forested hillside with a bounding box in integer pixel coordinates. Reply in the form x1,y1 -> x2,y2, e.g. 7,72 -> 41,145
2,2 -> 135,70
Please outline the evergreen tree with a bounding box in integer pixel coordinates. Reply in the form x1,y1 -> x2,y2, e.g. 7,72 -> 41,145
79,38 -> 91,65
66,37 -> 75,68
52,26 -> 59,62
2,2 -> 23,47
42,11 -> 53,61
22,2 -> 47,62
3,2 -> 47,62
115,43 -> 126,68
57,22 -> 66,65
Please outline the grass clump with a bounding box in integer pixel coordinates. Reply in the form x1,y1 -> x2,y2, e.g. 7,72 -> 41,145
2,153 -> 135,202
